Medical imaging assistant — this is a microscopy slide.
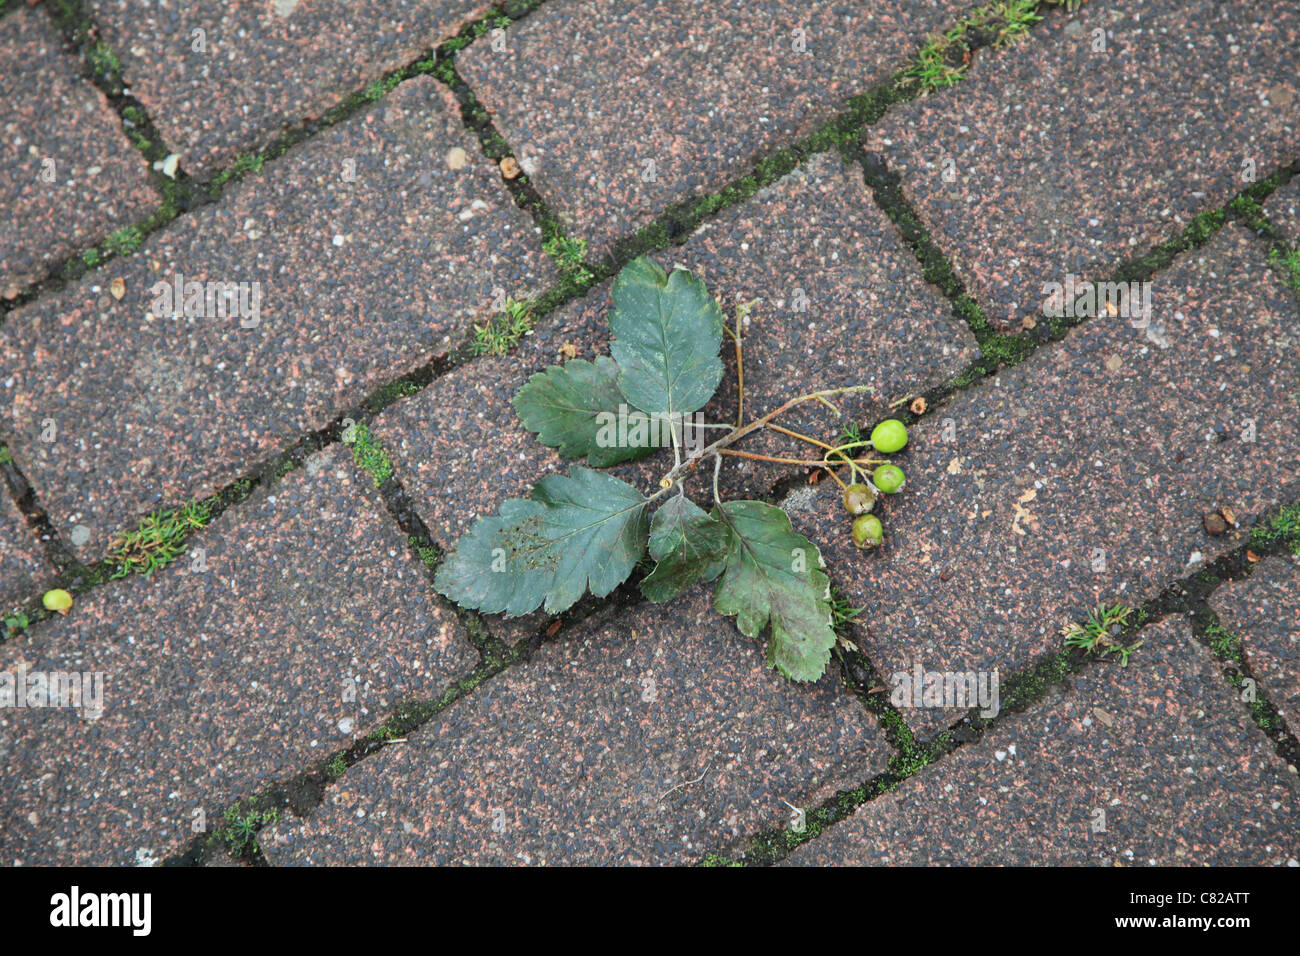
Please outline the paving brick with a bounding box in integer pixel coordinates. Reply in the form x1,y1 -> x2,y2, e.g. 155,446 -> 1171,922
1210,556 -> 1300,726
375,149 -> 974,551
785,226 -> 1300,736
261,589 -> 890,865
784,619 -> 1300,866
0,444 -> 477,866
1265,178 -> 1300,248
0,7 -> 155,297
459,0 -> 974,255
0,76 -> 555,562
86,0 -> 493,179
0,486 -> 53,614
864,0 -> 1300,330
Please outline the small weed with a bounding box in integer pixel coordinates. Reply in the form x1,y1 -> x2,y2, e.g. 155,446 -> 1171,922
829,586 -> 865,631
1061,603 -> 1143,666
104,225 -> 144,257
4,611 -> 30,636
409,535 -> 440,570
221,804 -> 280,857
1204,622 -> 1243,663
86,42 -> 123,80
327,754 -> 347,777
0,446 -> 11,465
211,152 -> 265,188
544,235 -> 593,283
107,501 -> 211,578
1268,247 -> 1300,291
1250,502 -> 1300,554
347,422 -> 393,486
471,297 -> 534,356
904,0 -> 1045,92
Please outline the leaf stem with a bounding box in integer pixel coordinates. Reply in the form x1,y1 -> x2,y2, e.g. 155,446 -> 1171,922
657,384 -> 876,489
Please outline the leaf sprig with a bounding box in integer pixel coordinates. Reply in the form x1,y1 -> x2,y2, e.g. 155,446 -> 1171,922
435,256 -> 909,681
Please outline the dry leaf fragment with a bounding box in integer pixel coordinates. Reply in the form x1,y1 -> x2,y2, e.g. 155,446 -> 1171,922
110,277 -> 125,300
909,396 -> 927,415
500,156 -> 521,179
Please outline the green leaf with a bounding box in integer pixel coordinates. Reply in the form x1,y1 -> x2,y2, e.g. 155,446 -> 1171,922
608,257 -> 724,418
711,501 -> 836,682
513,356 -> 664,467
434,467 -> 649,616
640,496 -> 728,602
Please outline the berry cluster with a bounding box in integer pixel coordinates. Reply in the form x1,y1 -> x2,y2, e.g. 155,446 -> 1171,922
839,419 -> 908,549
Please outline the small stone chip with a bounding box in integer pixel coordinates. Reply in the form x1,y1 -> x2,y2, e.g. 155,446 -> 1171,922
1203,511 -> 1228,536
445,147 -> 469,170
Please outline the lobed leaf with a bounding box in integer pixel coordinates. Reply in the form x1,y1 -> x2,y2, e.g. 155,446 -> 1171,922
640,496 -> 728,603
608,257 -> 724,418
513,355 -> 664,467
711,500 -> 837,682
434,467 -> 649,616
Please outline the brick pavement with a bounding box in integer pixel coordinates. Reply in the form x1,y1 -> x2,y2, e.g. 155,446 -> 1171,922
0,0 -> 1296,866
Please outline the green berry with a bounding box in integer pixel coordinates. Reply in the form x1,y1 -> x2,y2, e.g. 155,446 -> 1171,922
870,419 -> 908,453
873,464 -> 906,494
42,588 -> 74,615
842,482 -> 876,515
851,514 -> 883,549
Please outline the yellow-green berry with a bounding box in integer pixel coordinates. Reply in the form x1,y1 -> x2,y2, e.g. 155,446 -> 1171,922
870,419 -> 908,453
873,464 -> 906,494
42,588 -> 73,615
851,514 -> 883,549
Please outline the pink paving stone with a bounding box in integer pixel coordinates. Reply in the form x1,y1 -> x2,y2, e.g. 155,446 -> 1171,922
85,0 -> 495,178
0,445 -> 477,866
0,76 -> 555,563
260,589 -> 891,865
784,226 -> 1300,737
459,0 -> 977,256
1210,556 -> 1300,727
864,0 -> 1300,330
783,618 -> 1300,866
0,483 -> 53,615
0,7 -> 155,296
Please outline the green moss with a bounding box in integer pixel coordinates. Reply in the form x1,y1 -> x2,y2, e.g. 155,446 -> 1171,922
1204,622 -> 1243,663
104,225 -> 144,257
211,152 -> 265,188
86,41 -> 123,79
107,501 -> 212,578
348,422 -> 393,486
1250,502 -> 1300,554
409,535 -> 441,570
471,297 -> 534,356
543,235 -> 593,284
1268,247 -> 1300,291
903,0 -> 1047,92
